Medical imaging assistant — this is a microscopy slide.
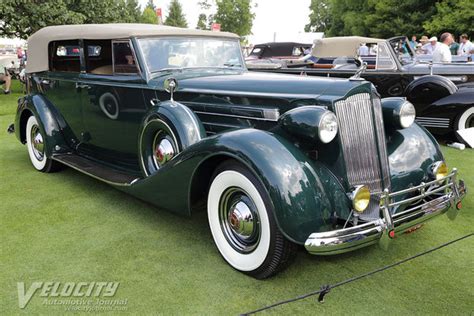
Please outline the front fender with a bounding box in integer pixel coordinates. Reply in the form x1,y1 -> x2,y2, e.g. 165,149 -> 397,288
387,123 -> 444,194
14,94 -> 71,156
123,128 -> 349,244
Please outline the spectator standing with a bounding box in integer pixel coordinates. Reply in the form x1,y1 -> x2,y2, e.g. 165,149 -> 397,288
450,39 -> 460,55
458,34 -> 473,56
422,37 -> 438,55
433,32 -> 453,63
0,67 -> 11,94
409,35 -> 417,50
358,43 -> 369,56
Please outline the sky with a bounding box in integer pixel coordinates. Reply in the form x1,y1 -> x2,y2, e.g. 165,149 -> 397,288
138,0 -> 313,44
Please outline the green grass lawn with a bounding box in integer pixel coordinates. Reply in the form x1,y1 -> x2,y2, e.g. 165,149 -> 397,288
1,80 -> 473,315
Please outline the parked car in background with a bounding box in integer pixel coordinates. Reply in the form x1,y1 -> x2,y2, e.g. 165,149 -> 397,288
11,24 -> 466,279
248,36 -> 474,141
246,42 -> 311,61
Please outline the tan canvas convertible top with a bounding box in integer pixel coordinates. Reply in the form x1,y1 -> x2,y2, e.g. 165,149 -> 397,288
311,36 -> 385,58
26,23 -> 240,73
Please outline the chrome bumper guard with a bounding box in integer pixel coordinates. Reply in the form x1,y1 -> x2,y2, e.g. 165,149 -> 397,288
305,169 -> 467,255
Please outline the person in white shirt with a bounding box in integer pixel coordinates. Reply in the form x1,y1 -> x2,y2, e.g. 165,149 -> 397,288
422,36 -> 438,55
433,32 -> 453,63
458,34 -> 473,56
358,43 -> 369,56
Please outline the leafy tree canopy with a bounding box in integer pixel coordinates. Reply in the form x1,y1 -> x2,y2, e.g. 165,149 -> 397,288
213,0 -> 255,37
196,14 -> 208,30
424,0 -> 474,36
141,7 -> 158,24
0,0 -> 141,39
305,0 -> 472,39
164,0 -> 188,28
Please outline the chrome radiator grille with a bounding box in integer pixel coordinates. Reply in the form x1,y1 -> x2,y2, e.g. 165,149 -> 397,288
334,93 -> 391,220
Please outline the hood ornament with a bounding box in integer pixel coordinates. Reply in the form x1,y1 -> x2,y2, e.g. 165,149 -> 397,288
350,57 -> 367,80
164,78 -> 178,102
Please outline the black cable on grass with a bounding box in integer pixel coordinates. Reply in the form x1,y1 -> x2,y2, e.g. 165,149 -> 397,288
241,233 -> 474,315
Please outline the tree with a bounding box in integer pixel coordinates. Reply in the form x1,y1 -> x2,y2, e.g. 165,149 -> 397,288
196,14 -> 208,30
424,0 -> 474,37
0,0 -> 141,39
213,0 -> 255,36
164,0 -> 188,28
304,0 -> 331,32
141,7 -> 158,24
121,0 -> 142,23
364,0 -> 438,38
304,0 -> 444,38
145,0 -> 156,10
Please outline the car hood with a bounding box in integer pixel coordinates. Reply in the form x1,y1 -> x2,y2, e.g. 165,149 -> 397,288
148,69 -> 367,101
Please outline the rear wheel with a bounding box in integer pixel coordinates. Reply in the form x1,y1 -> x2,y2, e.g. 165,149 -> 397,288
207,161 -> 297,279
25,116 -> 60,172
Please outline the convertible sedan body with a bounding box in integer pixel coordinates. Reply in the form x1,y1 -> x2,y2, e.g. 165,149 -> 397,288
11,24 -> 467,278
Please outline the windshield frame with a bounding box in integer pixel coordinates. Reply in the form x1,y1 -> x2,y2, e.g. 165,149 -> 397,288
135,35 -> 246,77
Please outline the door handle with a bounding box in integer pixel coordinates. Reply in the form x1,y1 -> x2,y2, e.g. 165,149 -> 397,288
75,82 -> 90,89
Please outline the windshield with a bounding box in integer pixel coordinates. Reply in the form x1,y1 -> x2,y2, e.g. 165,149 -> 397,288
138,37 -> 244,73
389,37 -> 416,65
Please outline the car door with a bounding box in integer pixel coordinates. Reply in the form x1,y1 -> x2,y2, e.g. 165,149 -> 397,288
78,39 -> 147,171
40,40 -> 84,146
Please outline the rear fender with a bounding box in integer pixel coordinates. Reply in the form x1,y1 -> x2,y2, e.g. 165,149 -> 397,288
14,94 -> 72,156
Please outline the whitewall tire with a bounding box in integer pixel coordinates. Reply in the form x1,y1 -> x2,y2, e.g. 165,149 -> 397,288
456,107 -> 474,130
25,116 -> 60,173
207,161 -> 297,279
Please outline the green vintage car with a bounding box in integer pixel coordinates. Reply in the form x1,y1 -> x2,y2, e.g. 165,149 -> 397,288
11,24 -> 467,279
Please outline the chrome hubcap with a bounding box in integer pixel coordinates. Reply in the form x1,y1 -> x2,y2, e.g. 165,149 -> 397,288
30,125 -> 44,161
219,188 -> 260,253
152,132 -> 175,169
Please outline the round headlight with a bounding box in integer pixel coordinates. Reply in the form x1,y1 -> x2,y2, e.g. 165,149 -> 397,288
350,185 -> 371,213
431,161 -> 448,180
399,101 -> 416,128
318,111 -> 338,143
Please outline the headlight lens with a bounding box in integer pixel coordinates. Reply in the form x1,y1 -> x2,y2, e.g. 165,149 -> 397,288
431,161 -> 448,180
399,101 -> 416,128
351,185 -> 371,213
318,111 -> 338,143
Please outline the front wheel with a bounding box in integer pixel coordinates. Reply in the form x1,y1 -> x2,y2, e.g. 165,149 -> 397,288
207,161 -> 297,279
26,115 -> 60,173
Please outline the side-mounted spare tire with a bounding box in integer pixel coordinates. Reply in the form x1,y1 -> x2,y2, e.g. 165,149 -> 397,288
139,100 -> 206,176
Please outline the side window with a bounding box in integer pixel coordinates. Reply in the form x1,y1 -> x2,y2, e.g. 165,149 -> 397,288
113,41 -> 138,75
292,47 -> 303,56
49,40 -> 81,72
84,40 -> 113,75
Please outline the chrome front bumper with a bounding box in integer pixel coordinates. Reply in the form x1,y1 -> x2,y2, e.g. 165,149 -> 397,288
305,169 -> 467,255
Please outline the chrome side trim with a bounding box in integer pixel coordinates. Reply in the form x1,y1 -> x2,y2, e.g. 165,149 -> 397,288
416,117 -> 450,128
194,110 -> 279,122
304,170 -> 466,255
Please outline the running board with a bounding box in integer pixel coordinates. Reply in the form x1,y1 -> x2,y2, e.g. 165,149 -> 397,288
53,154 -> 140,186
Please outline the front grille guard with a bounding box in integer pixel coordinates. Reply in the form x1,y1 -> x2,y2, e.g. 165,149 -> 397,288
304,168 -> 467,255
379,169 -> 464,235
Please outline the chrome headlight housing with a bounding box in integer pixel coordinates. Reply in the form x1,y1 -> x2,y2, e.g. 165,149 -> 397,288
398,101 -> 416,128
279,106 -> 338,144
381,97 -> 416,129
318,111 -> 338,143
